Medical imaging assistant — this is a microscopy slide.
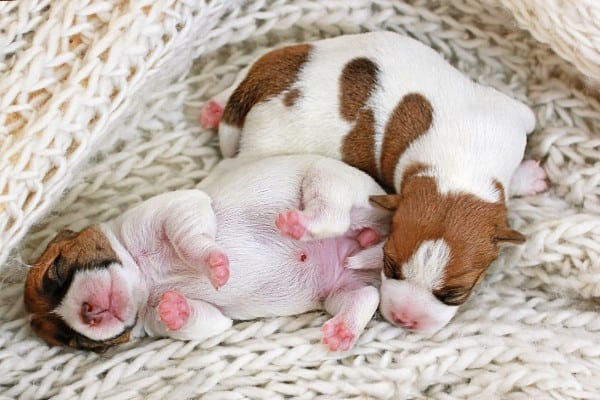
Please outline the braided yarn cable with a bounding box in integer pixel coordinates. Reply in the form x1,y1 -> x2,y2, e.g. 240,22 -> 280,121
1,0 -> 600,398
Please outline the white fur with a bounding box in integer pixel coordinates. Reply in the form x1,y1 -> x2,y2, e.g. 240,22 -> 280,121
402,239 -> 450,291
58,155 -> 390,349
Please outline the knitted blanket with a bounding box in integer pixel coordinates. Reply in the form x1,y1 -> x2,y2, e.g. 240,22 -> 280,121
1,0 -> 600,398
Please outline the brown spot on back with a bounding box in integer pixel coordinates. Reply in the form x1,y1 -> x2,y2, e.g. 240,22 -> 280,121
341,108 -> 379,180
383,166 -> 517,305
222,44 -> 312,128
24,225 -> 125,351
283,88 -> 301,107
380,93 -> 433,188
339,58 -> 379,121
339,58 -> 380,184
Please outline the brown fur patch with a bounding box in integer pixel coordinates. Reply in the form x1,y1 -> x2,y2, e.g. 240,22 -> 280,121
382,166 -> 520,305
380,93 -> 433,188
339,58 -> 380,183
283,88 -> 301,107
339,58 -> 379,121
24,225 -> 125,351
221,44 -> 312,128
341,108 -> 379,180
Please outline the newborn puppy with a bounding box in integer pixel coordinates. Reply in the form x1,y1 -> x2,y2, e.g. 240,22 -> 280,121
24,155 -> 390,352
201,31 -> 549,333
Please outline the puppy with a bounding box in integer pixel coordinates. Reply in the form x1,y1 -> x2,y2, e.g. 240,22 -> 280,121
200,31 -> 549,333
24,155 -> 390,352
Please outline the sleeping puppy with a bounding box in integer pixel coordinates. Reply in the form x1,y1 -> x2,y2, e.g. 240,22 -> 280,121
24,155 -> 391,352
200,31 -> 549,333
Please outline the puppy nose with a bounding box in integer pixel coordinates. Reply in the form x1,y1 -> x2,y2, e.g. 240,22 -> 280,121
392,312 -> 418,330
82,302 -> 102,326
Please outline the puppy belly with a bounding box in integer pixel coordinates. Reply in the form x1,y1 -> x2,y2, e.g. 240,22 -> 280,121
212,234 -> 373,320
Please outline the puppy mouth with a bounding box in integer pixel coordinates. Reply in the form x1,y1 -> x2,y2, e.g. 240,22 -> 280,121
81,277 -> 130,326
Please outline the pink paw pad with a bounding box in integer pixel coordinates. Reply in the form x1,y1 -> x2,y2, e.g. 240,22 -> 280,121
512,160 -> 549,196
322,319 -> 356,351
199,100 -> 224,130
207,251 -> 230,289
357,228 -> 380,248
158,291 -> 190,331
276,210 -> 307,240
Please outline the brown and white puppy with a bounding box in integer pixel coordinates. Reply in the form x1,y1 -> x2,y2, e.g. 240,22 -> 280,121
24,155 -> 390,352
200,31 -> 549,333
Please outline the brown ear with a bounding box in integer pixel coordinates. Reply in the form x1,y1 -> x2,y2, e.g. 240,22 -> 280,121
494,226 -> 526,244
369,194 -> 400,211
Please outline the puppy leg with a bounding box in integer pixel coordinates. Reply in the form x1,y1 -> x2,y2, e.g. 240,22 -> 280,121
276,158 -> 390,241
344,242 -> 384,270
147,290 -> 233,341
322,285 -> 379,351
199,63 -> 251,130
163,196 -> 229,289
509,160 -> 549,197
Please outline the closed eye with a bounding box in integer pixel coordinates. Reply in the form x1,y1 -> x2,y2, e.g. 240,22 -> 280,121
434,286 -> 469,306
383,255 -> 403,279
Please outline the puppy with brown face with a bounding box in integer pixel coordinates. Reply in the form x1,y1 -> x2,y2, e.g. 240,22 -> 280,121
24,227 -> 139,351
25,154 -> 391,352
201,31 -> 549,333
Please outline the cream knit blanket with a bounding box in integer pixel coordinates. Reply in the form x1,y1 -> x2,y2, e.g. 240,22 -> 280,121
1,0 -> 600,398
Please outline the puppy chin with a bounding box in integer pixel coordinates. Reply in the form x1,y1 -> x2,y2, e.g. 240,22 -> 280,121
379,277 -> 457,334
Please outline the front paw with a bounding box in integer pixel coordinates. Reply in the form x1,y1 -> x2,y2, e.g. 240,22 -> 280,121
158,291 -> 190,331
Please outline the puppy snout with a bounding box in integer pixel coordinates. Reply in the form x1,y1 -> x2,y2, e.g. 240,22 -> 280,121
82,302 -> 102,326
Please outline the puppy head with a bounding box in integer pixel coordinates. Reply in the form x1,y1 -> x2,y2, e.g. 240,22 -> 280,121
371,166 -> 525,334
24,226 -> 141,352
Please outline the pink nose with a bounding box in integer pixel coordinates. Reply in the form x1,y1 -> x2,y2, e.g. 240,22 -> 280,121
392,312 -> 419,330
82,302 -> 102,326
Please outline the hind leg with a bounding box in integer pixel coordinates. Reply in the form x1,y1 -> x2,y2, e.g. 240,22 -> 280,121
510,160 -> 549,197
200,64 -> 253,157
276,158 -> 391,241
322,285 -> 379,351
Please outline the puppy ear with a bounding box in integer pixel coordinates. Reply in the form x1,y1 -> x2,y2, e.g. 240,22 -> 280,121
369,194 -> 400,211
494,226 -> 526,244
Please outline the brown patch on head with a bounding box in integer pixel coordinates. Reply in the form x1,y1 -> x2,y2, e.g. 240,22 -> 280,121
339,58 -> 379,121
382,165 -> 525,305
221,44 -> 312,128
339,58 -> 381,184
380,93 -> 433,188
24,225 -> 127,351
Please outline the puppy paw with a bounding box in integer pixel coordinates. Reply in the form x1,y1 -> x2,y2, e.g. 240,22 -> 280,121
207,251 -> 230,289
356,228 -> 380,248
276,210 -> 307,240
322,317 -> 356,351
158,291 -> 190,331
510,160 -> 549,197
199,100 -> 224,130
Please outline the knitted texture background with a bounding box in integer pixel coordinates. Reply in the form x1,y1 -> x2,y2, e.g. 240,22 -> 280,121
1,0 -> 600,398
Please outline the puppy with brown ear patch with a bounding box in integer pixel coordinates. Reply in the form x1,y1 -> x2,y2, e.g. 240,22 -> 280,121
25,154 -> 390,352
201,31 -> 549,333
